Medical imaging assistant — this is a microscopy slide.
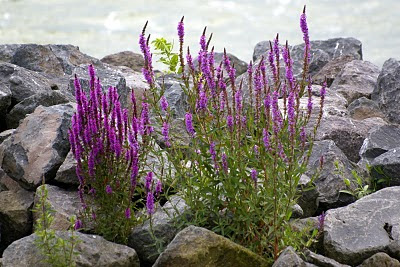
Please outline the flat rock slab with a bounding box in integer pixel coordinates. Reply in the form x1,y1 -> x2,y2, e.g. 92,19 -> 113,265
324,186 -> 400,266
2,231 -> 140,267
0,104 -> 74,190
153,225 -> 267,267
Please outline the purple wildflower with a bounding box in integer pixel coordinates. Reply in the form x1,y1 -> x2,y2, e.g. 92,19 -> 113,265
272,90 -> 283,134
155,179 -> 162,196
235,89 -> 242,112
263,128 -> 270,150
105,185 -> 112,194
185,112 -> 195,137
186,47 -> 195,71
162,122 -> 171,147
300,6 -> 311,62
200,31 -> 206,51
226,115 -> 234,132
221,153 -> 228,173
300,126 -> 307,145
209,142 -> 217,166
251,169 -> 258,186
145,172 -> 153,193
268,42 -> 277,83
160,95 -> 169,112
177,18 -> 184,44
307,80 -> 313,116
74,219 -> 82,230
253,145 -> 259,156
125,207 -> 131,219
318,211 -> 326,231
146,192 -> 155,215
288,90 -> 295,137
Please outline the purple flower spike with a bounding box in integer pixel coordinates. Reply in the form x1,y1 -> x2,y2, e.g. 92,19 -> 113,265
106,185 -> 112,194
145,172 -> 153,193
300,6 -> 311,62
307,80 -> 313,116
318,211 -> 326,231
125,207 -> 131,219
177,18 -> 184,45
155,179 -> 162,196
263,128 -> 270,150
251,169 -> 258,186
185,112 -> 195,137
146,192 -> 155,215
74,219 -> 82,230
300,126 -> 307,145
209,142 -> 217,163
221,153 -> 228,173
162,122 -> 171,147
160,95 -> 169,112
226,115 -> 234,132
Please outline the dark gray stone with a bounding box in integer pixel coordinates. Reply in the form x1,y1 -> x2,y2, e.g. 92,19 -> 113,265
305,140 -> 357,212
6,90 -> 72,129
369,148 -> 400,186
153,225 -> 267,267
304,249 -> 350,267
272,246 -> 309,267
324,186 -> 400,266
164,83 -> 187,119
128,196 -> 189,266
101,51 -> 145,72
372,58 -> 400,124
0,189 -> 34,254
2,231 -> 140,267
54,150 -> 79,186
348,97 -> 385,121
0,84 -> 11,129
0,62 -> 53,104
358,252 -> 400,267
312,55 -> 356,87
330,60 -> 380,104
0,130 -> 14,145
359,125 -> 400,162
0,104 -> 74,190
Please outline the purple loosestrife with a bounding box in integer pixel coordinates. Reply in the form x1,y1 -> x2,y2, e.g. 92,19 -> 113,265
155,179 -> 162,197
287,90 -> 296,138
185,112 -> 195,137
145,172 -> 153,193
282,45 -> 295,90
125,207 -> 131,219
162,122 -> 171,147
186,47 -> 195,72
251,169 -> 258,187
268,42 -> 278,83
140,102 -> 153,135
272,90 -> 283,134
106,185 -> 112,194
300,126 -> 307,146
318,211 -> 326,231
139,29 -> 154,86
253,145 -> 259,156
209,142 -> 217,168
160,95 -> 169,112
226,115 -> 234,132
221,153 -> 228,173
146,192 -> 155,215
307,78 -> 313,116
177,17 -> 184,46
263,128 -> 270,150
74,219 -> 82,230
300,6 -> 311,63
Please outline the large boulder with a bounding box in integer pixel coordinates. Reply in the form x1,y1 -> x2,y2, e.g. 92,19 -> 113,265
372,58 -> 400,124
153,225 -> 267,267
304,140 -> 357,213
6,90 -> 72,129
330,60 -> 380,104
358,252 -> 400,267
0,167 -> 23,192
323,186 -> 400,265
303,249 -> 350,267
128,196 -> 189,266
347,97 -> 385,121
0,104 -> 74,190
369,148 -> 400,187
101,51 -> 145,72
2,231 -> 140,267
33,184 -> 81,231
312,55 -> 356,87
0,189 -> 34,254
316,116 -> 386,162
0,62 -> 53,104
272,246 -> 315,267
0,84 -> 11,130
359,125 -> 400,162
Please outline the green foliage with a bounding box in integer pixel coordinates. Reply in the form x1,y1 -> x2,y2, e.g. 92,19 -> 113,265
152,38 -> 181,73
33,183 -> 80,267
336,161 -> 373,199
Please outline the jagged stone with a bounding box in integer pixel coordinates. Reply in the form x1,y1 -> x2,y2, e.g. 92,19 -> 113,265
348,97 -> 385,121
101,51 -> 145,72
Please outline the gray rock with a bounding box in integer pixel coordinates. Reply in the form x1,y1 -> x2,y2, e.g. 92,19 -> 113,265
0,62 -> 53,104
128,195 -> 189,266
330,60 -> 380,104
0,167 -> 24,192
101,51 -> 145,72
348,97 -> 385,121
358,252 -> 400,267
316,116 -> 386,162
153,225 -> 267,267
0,104 -> 74,190
312,55 -> 356,87
297,174 -> 319,217
359,125 -> 400,162
2,231 -> 140,267
253,37 -> 362,77
372,58 -> 400,124
6,90 -> 72,129
33,184 -> 81,230
272,246 -> 309,267
164,83 -> 187,119
0,189 -> 34,254
0,130 -> 14,145
3,44 -> 100,77
305,140 -> 357,212
323,186 -> 400,265
369,148 -> 400,186
304,249 -> 350,267
54,150 -> 79,185
0,84 -> 11,129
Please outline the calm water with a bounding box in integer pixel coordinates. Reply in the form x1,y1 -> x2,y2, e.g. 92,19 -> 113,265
0,0 -> 398,68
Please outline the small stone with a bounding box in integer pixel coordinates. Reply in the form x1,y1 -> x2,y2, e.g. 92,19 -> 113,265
101,51 -> 145,72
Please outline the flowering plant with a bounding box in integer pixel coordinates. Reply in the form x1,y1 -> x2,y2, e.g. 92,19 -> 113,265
141,6 -> 325,261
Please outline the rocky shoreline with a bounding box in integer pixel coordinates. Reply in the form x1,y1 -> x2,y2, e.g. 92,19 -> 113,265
0,38 -> 400,266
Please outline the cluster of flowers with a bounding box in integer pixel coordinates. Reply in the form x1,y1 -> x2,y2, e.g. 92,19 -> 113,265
68,64 -> 162,241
